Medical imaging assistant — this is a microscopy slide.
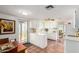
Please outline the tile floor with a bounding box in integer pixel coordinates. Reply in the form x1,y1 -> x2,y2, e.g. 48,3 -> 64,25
26,38 -> 64,53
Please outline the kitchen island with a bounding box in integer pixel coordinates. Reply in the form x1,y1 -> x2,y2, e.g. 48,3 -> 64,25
64,35 -> 79,53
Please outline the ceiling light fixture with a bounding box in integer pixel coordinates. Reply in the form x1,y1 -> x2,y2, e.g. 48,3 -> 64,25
22,12 -> 28,15
45,5 -> 54,10
19,10 -> 31,16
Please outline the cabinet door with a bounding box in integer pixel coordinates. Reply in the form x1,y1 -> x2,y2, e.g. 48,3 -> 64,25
75,10 -> 79,28
30,33 -> 47,48
65,39 -> 79,53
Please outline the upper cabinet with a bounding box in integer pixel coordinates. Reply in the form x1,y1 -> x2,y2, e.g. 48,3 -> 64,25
75,10 -> 79,28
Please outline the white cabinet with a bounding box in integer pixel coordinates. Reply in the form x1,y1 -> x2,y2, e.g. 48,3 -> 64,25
30,33 -> 47,48
47,32 -> 58,40
75,10 -> 79,28
65,39 -> 79,53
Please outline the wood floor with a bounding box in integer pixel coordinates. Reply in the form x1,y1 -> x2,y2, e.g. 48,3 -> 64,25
25,38 -> 64,53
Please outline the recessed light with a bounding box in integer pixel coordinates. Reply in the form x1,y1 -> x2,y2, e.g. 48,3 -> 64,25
22,12 -> 28,15
19,10 -> 31,16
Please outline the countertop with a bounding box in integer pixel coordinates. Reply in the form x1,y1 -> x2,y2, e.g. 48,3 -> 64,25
67,35 -> 79,37
65,35 -> 79,42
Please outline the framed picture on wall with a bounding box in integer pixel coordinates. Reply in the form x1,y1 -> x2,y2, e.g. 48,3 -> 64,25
0,18 -> 15,34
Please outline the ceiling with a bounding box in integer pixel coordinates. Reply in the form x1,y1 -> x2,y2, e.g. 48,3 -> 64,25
0,5 -> 79,23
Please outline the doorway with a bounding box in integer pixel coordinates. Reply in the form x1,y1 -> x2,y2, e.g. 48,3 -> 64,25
19,22 -> 28,44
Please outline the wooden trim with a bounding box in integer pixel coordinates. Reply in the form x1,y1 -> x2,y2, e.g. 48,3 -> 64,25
0,38 -> 9,44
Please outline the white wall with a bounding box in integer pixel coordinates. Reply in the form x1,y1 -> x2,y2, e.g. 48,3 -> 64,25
0,13 -> 19,41
64,9 -> 77,35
